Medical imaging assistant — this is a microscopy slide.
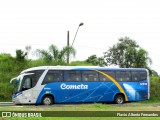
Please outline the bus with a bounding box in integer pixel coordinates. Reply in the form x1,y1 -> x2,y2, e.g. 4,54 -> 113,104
10,66 -> 150,105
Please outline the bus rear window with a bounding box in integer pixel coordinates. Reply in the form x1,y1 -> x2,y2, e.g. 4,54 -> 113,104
131,71 -> 139,81
140,71 -> 147,81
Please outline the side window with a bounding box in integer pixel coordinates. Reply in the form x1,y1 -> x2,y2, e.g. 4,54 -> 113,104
140,71 -> 147,81
33,70 -> 44,87
64,70 -> 81,82
82,71 -> 98,82
22,76 -> 32,91
116,71 -> 131,82
26,70 -> 44,87
42,70 -> 63,84
99,71 -> 115,82
132,71 -> 139,81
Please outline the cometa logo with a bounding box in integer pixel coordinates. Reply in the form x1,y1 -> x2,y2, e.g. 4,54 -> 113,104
60,83 -> 88,90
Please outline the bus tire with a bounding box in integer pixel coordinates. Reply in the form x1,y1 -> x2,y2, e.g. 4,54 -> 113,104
114,94 -> 125,104
42,95 -> 54,105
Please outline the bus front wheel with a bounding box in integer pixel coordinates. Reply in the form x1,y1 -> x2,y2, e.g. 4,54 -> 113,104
42,95 -> 54,105
114,94 -> 125,104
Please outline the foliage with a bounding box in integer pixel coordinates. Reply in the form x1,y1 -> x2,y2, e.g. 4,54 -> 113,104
37,44 -> 76,65
86,54 -> 106,66
133,48 -> 152,68
27,59 -> 52,67
151,70 -> 159,77
104,37 -> 152,68
16,49 -> 28,62
0,53 -> 15,72
70,61 -> 93,66
150,76 -> 160,101
0,53 -> 26,100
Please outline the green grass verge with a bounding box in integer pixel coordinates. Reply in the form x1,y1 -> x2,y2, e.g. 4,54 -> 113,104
0,102 -> 160,111
1,103 -> 160,120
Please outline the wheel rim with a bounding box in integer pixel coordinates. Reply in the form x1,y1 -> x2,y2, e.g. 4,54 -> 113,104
43,98 -> 51,105
117,97 -> 123,104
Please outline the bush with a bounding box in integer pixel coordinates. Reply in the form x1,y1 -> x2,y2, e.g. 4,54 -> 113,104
70,61 -> 93,66
0,54 -> 54,100
150,76 -> 160,101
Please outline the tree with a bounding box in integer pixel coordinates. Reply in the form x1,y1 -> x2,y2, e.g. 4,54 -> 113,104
134,48 -> 152,68
104,37 -> 152,68
86,54 -> 106,66
16,49 -> 28,62
36,44 -> 76,65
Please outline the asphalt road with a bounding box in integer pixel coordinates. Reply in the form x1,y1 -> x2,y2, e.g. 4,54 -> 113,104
0,102 -> 86,107
0,102 -> 14,106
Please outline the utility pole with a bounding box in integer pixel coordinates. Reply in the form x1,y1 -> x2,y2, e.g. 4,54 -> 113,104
67,31 -> 69,65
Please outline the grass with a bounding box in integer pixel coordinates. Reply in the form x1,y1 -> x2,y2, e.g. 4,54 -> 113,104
0,102 -> 160,119
1,101 -> 160,111
0,102 -> 160,111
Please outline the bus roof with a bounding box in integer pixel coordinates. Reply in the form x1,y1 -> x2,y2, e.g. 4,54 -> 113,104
21,66 -> 148,74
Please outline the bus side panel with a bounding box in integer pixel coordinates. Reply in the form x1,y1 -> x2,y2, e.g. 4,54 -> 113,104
60,82 -> 121,103
94,82 -> 120,102
36,82 -> 121,103
36,80 -> 149,104
35,85 -> 47,104
136,80 -> 149,100
120,80 -> 149,101
36,83 -> 63,104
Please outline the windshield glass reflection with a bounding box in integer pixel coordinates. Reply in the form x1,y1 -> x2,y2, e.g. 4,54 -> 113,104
13,75 -> 22,94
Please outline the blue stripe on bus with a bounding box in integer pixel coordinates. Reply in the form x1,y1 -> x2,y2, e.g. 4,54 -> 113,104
35,80 -> 148,104
36,82 -> 120,104
12,91 -> 23,99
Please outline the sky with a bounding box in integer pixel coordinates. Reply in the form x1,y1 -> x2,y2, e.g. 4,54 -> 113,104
0,0 -> 160,74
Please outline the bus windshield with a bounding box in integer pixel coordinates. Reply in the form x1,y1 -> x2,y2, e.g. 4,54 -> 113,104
14,80 -> 20,94
12,73 -> 35,94
13,75 -> 23,94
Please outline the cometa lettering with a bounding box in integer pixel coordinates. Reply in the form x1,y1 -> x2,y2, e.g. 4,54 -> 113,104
60,83 -> 88,89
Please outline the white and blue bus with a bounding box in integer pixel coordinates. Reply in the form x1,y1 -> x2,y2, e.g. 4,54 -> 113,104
10,66 -> 150,105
